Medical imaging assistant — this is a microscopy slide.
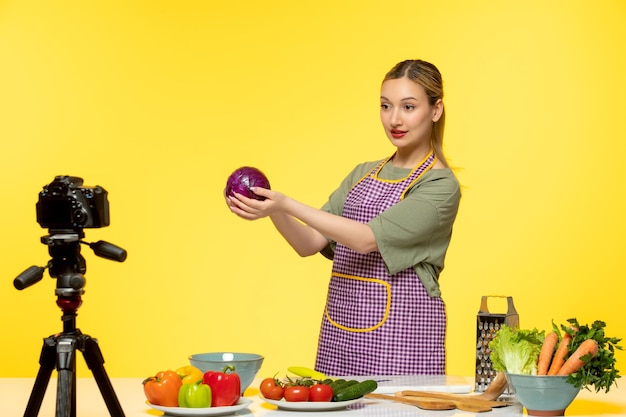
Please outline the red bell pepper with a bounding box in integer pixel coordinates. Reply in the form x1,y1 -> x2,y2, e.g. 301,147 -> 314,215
202,365 -> 241,406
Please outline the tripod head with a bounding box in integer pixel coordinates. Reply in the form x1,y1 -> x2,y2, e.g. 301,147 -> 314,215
14,230 -> 127,295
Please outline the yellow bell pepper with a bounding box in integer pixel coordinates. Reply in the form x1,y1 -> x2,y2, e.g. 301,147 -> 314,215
176,365 -> 204,384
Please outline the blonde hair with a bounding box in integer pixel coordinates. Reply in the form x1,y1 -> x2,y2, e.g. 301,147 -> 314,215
383,60 -> 448,167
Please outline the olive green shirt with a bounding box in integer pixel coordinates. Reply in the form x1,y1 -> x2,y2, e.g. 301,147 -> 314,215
320,160 -> 461,297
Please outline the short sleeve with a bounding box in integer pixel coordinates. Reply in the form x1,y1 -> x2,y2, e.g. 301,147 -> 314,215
368,170 -> 460,296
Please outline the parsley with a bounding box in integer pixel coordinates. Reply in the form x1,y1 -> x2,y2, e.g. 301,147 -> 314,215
560,318 -> 622,393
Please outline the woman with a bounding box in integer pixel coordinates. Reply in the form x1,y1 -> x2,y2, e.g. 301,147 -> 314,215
226,59 -> 460,375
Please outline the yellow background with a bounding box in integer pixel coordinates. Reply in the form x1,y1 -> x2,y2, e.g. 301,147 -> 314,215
1,0 -> 625,381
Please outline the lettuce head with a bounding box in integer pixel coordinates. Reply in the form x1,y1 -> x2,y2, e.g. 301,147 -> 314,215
488,325 -> 544,375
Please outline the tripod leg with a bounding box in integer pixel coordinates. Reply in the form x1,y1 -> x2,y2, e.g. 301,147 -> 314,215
23,337 -> 57,417
56,369 -> 75,417
55,336 -> 77,417
81,335 -> 125,417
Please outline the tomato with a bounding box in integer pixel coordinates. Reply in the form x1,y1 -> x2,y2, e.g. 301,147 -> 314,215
284,385 -> 309,402
260,377 -> 284,400
309,383 -> 333,402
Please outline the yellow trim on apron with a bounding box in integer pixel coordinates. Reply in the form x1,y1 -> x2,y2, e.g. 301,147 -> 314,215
325,150 -> 436,334
325,272 -> 392,333
401,154 -> 438,199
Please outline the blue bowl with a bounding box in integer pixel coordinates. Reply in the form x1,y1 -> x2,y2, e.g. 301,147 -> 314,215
505,373 -> 581,416
189,352 -> 263,394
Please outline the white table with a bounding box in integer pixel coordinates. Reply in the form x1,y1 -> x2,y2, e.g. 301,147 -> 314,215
1,377 -> 625,416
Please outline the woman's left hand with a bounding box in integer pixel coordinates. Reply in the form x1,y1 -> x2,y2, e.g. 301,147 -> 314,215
226,187 -> 284,220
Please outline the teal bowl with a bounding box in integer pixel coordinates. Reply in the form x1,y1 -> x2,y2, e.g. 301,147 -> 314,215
505,373 -> 581,416
189,352 -> 263,394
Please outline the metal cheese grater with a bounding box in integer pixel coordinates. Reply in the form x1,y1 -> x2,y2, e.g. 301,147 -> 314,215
475,295 -> 519,392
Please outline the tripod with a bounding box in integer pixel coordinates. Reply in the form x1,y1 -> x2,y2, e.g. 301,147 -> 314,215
23,295 -> 125,417
15,231 -> 127,417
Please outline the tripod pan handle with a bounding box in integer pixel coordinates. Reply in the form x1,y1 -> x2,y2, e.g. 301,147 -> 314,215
89,240 -> 127,262
14,265 -> 45,290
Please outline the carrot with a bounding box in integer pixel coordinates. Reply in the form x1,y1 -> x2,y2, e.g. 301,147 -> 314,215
547,333 -> 573,375
557,339 -> 599,376
537,331 -> 559,375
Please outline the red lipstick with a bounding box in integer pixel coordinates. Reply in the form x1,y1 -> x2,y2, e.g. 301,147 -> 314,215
390,129 -> 407,139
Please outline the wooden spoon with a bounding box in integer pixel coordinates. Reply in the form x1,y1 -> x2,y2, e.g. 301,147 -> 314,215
476,372 -> 509,401
365,393 -> 494,413
399,372 -> 509,403
396,392 -> 511,408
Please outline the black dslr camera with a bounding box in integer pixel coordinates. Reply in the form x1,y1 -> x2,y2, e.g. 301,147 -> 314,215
36,175 -> 109,230
13,175 -> 126,292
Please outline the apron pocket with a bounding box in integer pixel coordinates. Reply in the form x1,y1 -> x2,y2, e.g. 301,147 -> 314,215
325,272 -> 391,332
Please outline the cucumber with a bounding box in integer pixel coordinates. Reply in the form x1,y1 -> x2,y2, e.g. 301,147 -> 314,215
333,380 -> 378,402
329,379 -> 358,393
328,379 -> 347,391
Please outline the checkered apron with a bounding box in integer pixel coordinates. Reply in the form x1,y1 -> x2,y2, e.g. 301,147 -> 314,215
314,151 -> 447,376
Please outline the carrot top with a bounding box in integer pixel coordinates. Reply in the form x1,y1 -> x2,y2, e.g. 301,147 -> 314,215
560,318 -> 622,393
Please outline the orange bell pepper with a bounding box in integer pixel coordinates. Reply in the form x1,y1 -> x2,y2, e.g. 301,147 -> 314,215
143,370 -> 183,407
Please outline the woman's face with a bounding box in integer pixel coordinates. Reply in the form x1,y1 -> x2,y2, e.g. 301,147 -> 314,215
380,77 -> 442,154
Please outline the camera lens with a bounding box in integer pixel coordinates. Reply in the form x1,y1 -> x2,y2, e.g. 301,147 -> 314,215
72,208 -> 88,226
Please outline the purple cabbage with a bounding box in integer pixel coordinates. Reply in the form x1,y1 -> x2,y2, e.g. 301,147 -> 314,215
225,166 -> 271,200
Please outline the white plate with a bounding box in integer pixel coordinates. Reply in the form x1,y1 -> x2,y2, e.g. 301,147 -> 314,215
147,398 -> 253,416
261,396 -> 362,411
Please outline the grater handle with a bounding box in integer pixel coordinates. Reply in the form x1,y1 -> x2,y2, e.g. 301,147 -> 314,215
478,295 -> 519,315
478,296 -> 490,313
507,296 -> 517,316
478,295 -> 510,314
506,296 -> 519,328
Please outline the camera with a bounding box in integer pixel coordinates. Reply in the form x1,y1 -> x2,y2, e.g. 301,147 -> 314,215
36,175 -> 110,230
